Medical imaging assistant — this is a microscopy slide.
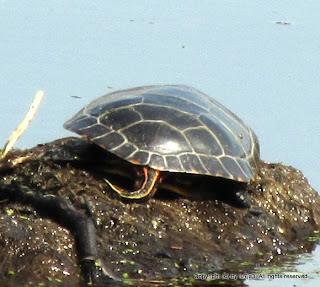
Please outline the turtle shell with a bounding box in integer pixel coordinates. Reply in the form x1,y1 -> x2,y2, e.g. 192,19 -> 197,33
64,85 -> 260,182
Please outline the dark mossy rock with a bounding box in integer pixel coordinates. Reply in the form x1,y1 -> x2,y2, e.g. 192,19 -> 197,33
0,137 -> 319,286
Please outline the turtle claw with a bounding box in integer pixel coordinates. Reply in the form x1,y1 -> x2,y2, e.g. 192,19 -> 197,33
64,85 -> 260,203
221,189 -> 251,208
234,190 -> 252,208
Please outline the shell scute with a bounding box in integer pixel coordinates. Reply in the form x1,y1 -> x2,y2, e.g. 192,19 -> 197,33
64,85 -> 260,182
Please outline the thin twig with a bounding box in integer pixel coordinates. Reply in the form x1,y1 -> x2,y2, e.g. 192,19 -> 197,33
0,91 -> 44,160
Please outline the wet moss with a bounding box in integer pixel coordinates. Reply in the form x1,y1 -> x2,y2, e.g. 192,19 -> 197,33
0,137 -> 319,285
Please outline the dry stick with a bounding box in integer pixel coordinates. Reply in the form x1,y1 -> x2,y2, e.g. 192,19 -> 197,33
0,91 -> 45,160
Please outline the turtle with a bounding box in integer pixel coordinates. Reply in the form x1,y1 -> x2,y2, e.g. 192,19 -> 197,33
64,85 -> 260,205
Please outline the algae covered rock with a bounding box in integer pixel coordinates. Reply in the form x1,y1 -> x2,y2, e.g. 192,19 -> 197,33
0,137 -> 319,286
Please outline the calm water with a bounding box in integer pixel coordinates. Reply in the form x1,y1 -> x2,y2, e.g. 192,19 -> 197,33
1,1 -> 319,286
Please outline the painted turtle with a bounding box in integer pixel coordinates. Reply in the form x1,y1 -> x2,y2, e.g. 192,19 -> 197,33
64,85 -> 260,203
